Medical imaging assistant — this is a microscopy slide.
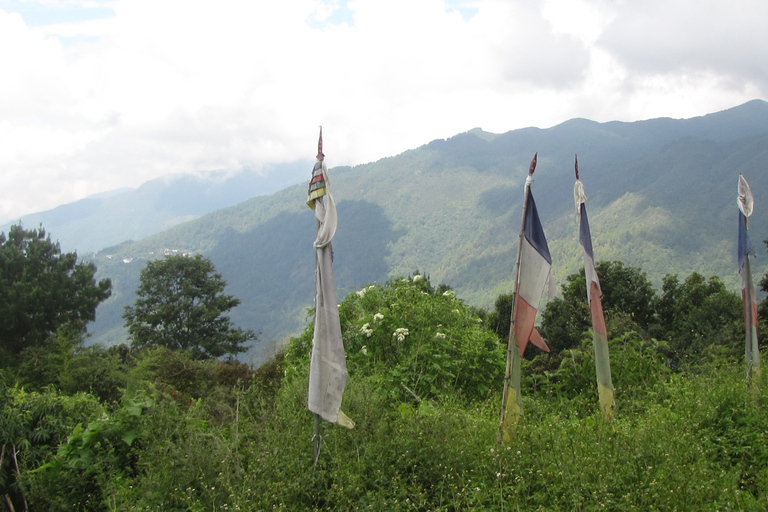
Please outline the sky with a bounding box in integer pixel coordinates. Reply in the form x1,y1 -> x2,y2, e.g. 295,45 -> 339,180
0,0 -> 766,222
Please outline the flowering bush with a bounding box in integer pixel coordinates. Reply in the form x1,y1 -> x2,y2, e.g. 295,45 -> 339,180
392,328 -> 410,342
285,272 -> 504,402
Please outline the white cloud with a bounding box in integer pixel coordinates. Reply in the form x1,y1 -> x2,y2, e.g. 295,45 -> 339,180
598,0 -> 768,91
0,0 -> 765,222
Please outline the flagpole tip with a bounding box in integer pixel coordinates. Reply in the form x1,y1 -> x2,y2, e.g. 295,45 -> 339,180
528,153 -> 537,176
317,126 -> 324,161
574,154 -> 580,180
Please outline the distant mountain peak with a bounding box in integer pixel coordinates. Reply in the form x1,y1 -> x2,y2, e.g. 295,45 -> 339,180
467,127 -> 499,141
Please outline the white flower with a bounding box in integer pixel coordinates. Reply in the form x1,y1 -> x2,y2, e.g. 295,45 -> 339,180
360,323 -> 373,337
442,290 -> 454,297
373,312 -> 384,321
413,274 -> 424,282
452,309 -> 460,314
435,332 -> 446,339
393,328 -> 410,342
356,288 -> 367,298
361,345 -> 368,356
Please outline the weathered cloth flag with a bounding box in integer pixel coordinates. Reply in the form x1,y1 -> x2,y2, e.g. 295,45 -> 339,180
574,156 -> 614,421
307,160 -> 328,209
737,173 -> 760,380
500,154 -> 551,443
514,177 -> 552,356
307,129 -> 353,428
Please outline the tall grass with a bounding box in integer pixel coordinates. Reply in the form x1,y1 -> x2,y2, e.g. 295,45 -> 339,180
86,358 -> 767,511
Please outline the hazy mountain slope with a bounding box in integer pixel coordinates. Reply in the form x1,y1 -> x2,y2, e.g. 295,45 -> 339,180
4,161 -> 310,253
88,189 -> 401,363
85,100 -> 768,364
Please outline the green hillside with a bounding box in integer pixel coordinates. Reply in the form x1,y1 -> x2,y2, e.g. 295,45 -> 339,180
86,100 -> 768,363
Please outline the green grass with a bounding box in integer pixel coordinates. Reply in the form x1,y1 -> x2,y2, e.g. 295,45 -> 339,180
43,359 -> 761,511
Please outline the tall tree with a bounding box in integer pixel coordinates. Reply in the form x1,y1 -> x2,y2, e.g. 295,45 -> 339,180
655,272 -> 742,364
124,254 -> 255,359
0,224 -> 112,363
540,260 -> 657,353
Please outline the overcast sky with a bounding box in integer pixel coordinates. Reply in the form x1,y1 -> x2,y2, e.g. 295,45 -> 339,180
0,0 -> 766,222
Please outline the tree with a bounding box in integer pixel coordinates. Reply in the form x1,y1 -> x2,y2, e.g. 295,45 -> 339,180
540,258 -> 742,364
540,260 -> 657,353
0,224 -> 112,363
656,272 -> 742,363
124,254 -> 255,359
486,293 -> 515,342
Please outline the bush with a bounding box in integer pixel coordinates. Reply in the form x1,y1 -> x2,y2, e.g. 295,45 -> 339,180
285,273 -> 505,403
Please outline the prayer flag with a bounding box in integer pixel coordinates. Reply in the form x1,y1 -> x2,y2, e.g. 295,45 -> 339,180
574,155 -> 614,421
307,128 -> 353,428
737,174 -> 760,380
500,153 -> 551,443
307,128 -> 328,208
514,185 -> 552,355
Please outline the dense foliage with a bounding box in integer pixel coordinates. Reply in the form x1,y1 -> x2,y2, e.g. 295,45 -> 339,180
2,266 -> 768,510
123,254 -> 256,359
540,261 -> 743,366
0,224 -> 112,364
540,261 -> 658,353
655,272 -> 743,363
286,274 -> 504,402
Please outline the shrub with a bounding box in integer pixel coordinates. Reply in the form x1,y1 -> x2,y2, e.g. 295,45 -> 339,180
285,273 -> 505,403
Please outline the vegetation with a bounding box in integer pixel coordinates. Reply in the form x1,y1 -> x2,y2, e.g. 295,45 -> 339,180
2,224 -> 768,509
540,260 -> 657,354
287,273 -> 503,403
123,254 -> 256,359
655,272 -> 743,364
0,224 -> 112,367
540,261 -> 744,365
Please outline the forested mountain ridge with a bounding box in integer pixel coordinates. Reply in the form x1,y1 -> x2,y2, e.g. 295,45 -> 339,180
84,100 -> 768,364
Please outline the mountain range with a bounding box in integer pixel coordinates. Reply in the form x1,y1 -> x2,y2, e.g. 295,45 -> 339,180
14,100 -> 768,365
3,161 -> 311,254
